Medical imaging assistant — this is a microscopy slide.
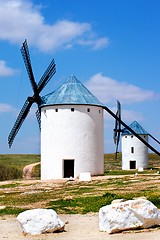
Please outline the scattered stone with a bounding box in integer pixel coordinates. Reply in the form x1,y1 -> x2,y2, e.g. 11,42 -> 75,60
69,176 -> 74,181
138,167 -> 144,172
79,172 -> 91,181
17,209 -> 65,235
99,198 -> 160,234
0,206 -> 6,210
111,199 -> 125,204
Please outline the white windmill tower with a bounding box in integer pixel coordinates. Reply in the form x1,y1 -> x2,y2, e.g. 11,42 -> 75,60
121,121 -> 149,170
113,102 -> 160,170
40,75 -> 104,179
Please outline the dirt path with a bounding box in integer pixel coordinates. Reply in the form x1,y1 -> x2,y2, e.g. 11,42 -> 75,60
23,162 -> 40,179
1,214 -> 160,240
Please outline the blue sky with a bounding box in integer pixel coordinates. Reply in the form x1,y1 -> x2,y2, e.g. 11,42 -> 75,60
0,0 -> 160,154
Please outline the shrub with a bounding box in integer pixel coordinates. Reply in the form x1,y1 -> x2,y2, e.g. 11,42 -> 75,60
0,164 -> 22,181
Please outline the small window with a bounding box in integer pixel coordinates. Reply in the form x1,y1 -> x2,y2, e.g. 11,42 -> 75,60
87,108 -> 90,112
125,136 -> 127,138
131,135 -> 133,138
55,109 -> 58,112
99,110 -> 101,113
131,147 -> 134,153
144,136 -> 146,138
71,108 -> 74,112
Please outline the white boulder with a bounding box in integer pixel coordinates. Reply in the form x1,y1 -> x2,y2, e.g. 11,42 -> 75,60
99,198 -> 160,233
79,172 -> 91,181
17,209 -> 65,235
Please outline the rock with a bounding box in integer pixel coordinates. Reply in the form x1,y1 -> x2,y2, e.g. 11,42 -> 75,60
17,209 -> 65,235
138,167 -> 144,172
99,198 -> 160,233
111,199 -> 125,204
79,172 -> 91,181
0,206 -> 6,210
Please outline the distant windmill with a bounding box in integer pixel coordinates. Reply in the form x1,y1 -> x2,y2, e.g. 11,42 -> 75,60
8,40 -> 56,147
121,121 -> 160,170
112,101 -> 160,162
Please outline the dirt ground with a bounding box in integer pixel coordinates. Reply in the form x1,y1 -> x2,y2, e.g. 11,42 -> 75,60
1,168 -> 160,240
1,213 -> 160,240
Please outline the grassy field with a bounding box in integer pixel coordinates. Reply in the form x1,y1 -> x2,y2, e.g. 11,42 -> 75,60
0,154 -> 40,170
0,153 -> 160,215
0,154 -> 40,180
0,152 -> 160,174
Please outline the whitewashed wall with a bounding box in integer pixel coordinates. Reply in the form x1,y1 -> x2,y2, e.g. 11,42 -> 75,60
41,105 -> 104,180
122,134 -> 148,170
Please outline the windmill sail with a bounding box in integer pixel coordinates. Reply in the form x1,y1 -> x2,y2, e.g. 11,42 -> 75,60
21,40 -> 38,93
37,59 -> 56,93
8,40 -> 56,147
8,99 -> 32,147
113,100 -> 121,160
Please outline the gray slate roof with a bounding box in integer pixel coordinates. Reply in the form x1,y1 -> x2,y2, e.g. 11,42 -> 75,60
41,75 -> 104,107
122,121 -> 148,135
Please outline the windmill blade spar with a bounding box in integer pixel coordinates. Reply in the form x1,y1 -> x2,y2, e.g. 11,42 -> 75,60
113,100 -> 122,159
37,59 -> 56,93
21,40 -> 38,94
148,134 -> 160,145
36,108 -> 41,130
116,100 -> 121,147
8,39 -> 56,147
8,99 -> 33,147
113,122 -> 118,144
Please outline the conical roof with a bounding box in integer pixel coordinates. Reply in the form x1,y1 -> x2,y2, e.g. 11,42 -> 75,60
122,121 -> 148,135
41,75 -> 104,107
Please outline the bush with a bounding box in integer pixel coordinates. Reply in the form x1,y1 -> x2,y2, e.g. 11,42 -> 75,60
0,164 -> 22,181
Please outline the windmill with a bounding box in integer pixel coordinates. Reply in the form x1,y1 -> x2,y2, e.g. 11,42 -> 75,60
8,39 -> 56,148
8,41 -> 160,180
112,101 -> 160,160
113,100 -> 121,160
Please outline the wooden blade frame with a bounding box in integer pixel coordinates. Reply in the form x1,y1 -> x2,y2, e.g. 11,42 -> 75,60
114,101 -> 121,160
8,39 -> 56,147
8,100 -> 32,147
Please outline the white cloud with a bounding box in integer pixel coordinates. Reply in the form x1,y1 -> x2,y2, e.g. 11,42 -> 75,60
0,103 -> 15,112
0,102 -> 37,119
104,107 -> 143,123
0,0 -> 109,52
121,109 -> 143,122
78,37 -> 109,50
85,73 -> 157,104
0,60 -> 16,76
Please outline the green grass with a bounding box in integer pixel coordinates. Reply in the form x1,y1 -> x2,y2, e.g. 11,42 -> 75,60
0,154 -> 40,180
0,164 -> 22,181
0,154 -> 40,171
0,183 -> 20,189
49,192 -> 121,214
0,207 -> 25,215
0,174 -> 160,215
104,152 -> 160,170
0,153 -> 159,180
0,153 -> 160,215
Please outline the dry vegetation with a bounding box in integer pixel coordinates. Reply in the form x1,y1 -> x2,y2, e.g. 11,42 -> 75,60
0,153 -> 160,215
